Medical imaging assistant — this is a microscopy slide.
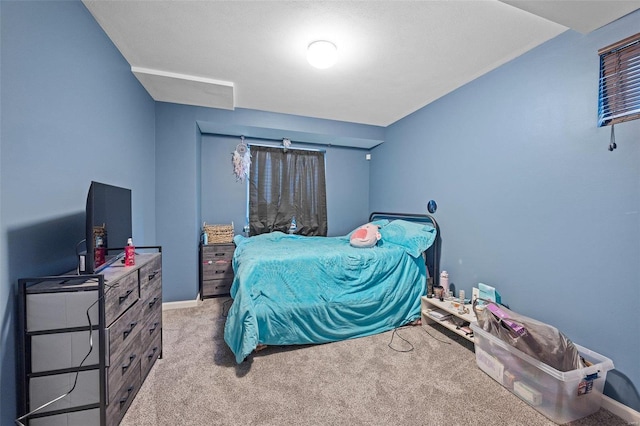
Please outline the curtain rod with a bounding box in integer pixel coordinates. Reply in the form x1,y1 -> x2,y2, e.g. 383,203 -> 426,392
247,141 -> 325,153
234,135 -> 325,153
208,132 -> 327,152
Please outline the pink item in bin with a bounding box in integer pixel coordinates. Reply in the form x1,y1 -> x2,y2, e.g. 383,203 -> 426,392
487,303 -> 526,336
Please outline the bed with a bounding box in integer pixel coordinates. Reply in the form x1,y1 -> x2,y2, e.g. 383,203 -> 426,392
223,212 -> 441,363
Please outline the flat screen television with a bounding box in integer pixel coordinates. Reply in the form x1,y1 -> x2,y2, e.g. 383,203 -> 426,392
81,181 -> 132,274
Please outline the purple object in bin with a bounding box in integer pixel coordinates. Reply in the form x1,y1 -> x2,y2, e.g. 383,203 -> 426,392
487,303 -> 527,336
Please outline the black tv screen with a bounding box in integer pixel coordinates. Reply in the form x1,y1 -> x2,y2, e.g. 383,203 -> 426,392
84,181 -> 132,274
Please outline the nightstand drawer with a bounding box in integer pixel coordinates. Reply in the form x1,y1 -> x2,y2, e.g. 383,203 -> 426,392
202,244 -> 234,261
202,260 -> 233,280
202,279 -> 233,297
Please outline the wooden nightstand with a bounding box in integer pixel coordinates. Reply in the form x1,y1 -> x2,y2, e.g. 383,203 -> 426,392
200,243 -> 235,298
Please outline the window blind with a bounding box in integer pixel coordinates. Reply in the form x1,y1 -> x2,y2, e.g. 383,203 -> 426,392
598,32 -> 640,127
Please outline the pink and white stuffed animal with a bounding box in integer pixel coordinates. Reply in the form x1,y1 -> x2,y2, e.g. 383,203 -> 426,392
349,223 -> 381,248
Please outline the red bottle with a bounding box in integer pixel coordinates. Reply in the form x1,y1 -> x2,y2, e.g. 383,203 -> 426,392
125,238 -> 135,266
94,236 -> 105,268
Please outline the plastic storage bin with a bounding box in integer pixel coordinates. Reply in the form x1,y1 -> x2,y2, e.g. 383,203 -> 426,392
471,323 -> 614,424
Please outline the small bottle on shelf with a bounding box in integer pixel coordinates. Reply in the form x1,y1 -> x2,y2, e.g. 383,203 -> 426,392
440,271 -> 449,295
94,236 -> 106,268
124,238 -> 135,266
458,290 -> 466,314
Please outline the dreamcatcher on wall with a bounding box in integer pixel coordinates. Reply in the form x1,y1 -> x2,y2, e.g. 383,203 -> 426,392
232,136 -> 251,182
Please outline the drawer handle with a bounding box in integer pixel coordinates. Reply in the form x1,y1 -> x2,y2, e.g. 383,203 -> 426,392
149,321 -> 160,334
123,321 -> 138,339
122,354 -> 137,373
148,346 -> 159,360
119,386 -> 134,408
148,270 -> 159,281
214,252 -> 225,257
215,270 -> 227,274
118,289 -> 134,305
148,296 -> 160,308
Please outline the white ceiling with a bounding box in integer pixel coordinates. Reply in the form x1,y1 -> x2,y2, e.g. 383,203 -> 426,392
83,0 -> 640,127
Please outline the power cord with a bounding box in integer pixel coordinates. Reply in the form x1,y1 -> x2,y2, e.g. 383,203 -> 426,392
387,318 -> 454,353
421,326 -> 453,345
221,298 -> 233,317
75,239 -> 86,256
387,326 -> 414,353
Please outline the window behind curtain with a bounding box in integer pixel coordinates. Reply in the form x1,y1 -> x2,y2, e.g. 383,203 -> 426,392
598,32 -> 640,127
248,145 -> 327,236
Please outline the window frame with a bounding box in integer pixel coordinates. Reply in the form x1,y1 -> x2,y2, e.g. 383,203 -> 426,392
598,32 -> 640,127
246,144 -> 328,237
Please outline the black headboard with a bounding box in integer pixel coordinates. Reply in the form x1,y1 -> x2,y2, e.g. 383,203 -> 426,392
368,212 -> 441,294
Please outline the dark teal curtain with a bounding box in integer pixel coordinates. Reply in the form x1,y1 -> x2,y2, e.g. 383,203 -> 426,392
249,146 -> 327,236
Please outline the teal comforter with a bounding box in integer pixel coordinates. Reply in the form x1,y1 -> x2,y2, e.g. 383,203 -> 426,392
224,222 -> 436,363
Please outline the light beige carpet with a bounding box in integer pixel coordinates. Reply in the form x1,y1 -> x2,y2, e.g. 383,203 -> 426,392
121,297 -> 629,426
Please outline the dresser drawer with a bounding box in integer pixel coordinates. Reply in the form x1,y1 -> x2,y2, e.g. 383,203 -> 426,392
140,282 -> 162,320
141,309 -> 162,351
107,302 -> 141,364
141,334 -> 162,380
106,365 -> 141,426
104,272 -> 139,326
139,254 -> 162,301
107,332 -> 141,405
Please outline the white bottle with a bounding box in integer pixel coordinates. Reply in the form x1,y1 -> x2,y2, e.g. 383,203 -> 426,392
440,271 -> 449,295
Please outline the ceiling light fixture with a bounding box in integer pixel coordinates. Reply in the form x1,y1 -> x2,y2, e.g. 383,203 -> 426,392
307,40 -> 338,69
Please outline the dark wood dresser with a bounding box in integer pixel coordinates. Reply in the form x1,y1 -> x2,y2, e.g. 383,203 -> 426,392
17,249 -> 162,426
200,243 -> 235,298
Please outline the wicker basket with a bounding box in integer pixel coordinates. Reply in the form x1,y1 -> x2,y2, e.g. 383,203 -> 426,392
203,222 -> 234,244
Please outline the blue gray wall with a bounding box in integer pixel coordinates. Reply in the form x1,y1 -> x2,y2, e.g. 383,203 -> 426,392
371,11 -> 640,410
156,104 -> 381,302
0,1 -> 156,423
200,134 -> 371,237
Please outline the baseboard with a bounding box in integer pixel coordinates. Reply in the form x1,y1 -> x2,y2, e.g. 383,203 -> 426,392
602,395 -> 640,424
162,295 -> 201,310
